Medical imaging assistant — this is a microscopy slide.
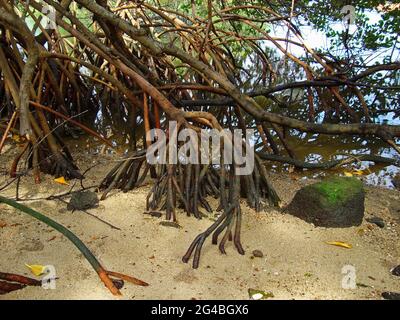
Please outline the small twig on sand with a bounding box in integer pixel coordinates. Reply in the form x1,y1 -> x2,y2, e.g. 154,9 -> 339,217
57,197 -> 121,231
80,210 -> 121,231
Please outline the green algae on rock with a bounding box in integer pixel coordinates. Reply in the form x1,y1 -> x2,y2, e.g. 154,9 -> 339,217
286,177 -> 365,227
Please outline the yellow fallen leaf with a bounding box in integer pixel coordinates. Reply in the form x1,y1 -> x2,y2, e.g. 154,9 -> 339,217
12,134 -> 21,143
54,176 -> 69,185
326,241 -> 352,249
352,170 -> 366,176
357,228 -> 365,236
344,169 -> 369,177
25,264 -> 46,276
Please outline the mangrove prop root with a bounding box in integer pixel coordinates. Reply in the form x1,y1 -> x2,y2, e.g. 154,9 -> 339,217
10,138 -> 83,180
99,150 -> 147,200
0,195 -> 148,296
100,144 -> 281,268
183,171 -> 245,268
0,272 -> 42,287
106,271 -> 149,287
0,271 -> 41,294
10,142 -> 29,178
0,280 -> 27,295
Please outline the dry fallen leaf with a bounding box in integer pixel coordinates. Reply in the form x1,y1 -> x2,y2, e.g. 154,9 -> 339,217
357,228 -> 365,236
54,176 -> 69,185
0,220 -> 7,228
25,264 -> 46,276
10,223 -> 22,227
248,288 -> 274,300
344,169 -> 369,177
12,134 -> 21,143
326,241 -> 352,249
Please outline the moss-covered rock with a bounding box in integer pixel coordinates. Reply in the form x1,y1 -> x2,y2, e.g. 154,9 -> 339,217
286,177 -> 365,227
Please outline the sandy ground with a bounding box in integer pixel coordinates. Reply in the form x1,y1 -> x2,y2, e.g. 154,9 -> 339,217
0,141 -> 399,300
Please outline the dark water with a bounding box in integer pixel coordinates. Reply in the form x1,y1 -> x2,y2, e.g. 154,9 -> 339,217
69,125 -> 399,190
266,132 -> 399,189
